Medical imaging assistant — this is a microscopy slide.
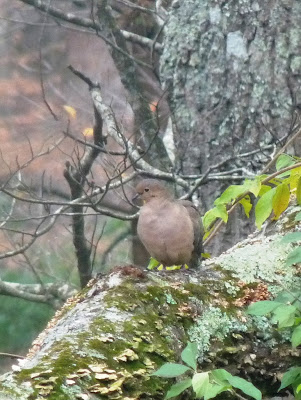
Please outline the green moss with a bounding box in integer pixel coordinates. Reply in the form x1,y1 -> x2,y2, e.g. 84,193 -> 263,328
184,282 -> 213,301
89,317 -> 116,335
104,281 -> 158,311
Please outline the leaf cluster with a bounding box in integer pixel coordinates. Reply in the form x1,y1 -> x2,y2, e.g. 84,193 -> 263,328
152,342 -> 261,400
203,154 -> 301,238
248,289 -> 301,398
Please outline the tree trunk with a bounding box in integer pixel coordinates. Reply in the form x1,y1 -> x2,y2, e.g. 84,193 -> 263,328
160,0 -> 301,254
0,205 -> 300,399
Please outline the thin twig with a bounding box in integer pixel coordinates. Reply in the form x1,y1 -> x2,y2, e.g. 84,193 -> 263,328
0,352 -> 25,359
261,126 -> 301,173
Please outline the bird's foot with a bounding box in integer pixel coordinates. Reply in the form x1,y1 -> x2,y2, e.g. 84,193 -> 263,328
166,264 -> 189,270
147,257 -> 189,271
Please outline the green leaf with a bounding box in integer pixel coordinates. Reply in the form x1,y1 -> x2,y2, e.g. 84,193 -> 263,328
286,247 -> 301,266
297,177 -> 301,205
296,388 -> 301,400
204,383 -> 230,400
277,170 -> 293,178
258,184 -> 272,197
244,178 -> 262,197
275,289 -> 301,305
202,208 -> 219,230
255,187 -> 276,229
165,379 -> 192,399
295,212 -> 301,222
279,367 -> 301,390
247,300 -> 282,316
271,304 -> 297,328
239,195 -> 252,218
181,342 -> 198,370
152,363 -> 191,378
192,372 -> 210,397
281,232 -> 301,244
203,205 -> 228,230
292,324 -> 301,347
215,205 -> 228,223
214,185 -> 245,205
227,375 -> 262,400
276,154 -> 296,171
272,183 -> 290,220
211,369 -> 232,384
147,257 -> 160,270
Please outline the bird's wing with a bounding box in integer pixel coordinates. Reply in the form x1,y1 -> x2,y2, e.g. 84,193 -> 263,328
178,200 -> 203,267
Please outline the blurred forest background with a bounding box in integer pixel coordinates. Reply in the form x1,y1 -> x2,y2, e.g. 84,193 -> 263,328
0,0 -> 300,375
0,0 -> 138,372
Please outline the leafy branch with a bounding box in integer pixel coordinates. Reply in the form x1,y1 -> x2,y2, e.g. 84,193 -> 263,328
204,155 -> 301,245
247,288 -> 301,399
152,342 -> 261,400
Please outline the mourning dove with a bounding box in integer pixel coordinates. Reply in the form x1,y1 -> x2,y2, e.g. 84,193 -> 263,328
134,179 -> 203,268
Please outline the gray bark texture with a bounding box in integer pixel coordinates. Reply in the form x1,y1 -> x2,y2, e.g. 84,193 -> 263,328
160,0 -> 301,254
0,204 -> 300,400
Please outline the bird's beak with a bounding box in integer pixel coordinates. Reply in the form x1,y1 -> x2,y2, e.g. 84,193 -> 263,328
132,192 -> 144,206
132,193 -> 140,202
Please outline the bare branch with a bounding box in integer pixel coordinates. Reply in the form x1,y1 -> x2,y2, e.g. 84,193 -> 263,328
0,352 -> 25,359
120,30 -> 162,52
114,0 -> 156,14
90,85 -> 189,187
0,278 -> 75,308
18,0 -> 153,69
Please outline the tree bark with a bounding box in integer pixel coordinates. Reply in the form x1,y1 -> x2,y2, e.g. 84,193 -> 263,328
160,0 -> 301,254
0,205 -> 300,399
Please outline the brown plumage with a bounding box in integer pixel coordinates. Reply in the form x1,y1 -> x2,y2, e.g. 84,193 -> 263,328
134,179 -> 203,267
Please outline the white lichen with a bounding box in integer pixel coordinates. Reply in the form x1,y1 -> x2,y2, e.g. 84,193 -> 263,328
226,31 -> 248,60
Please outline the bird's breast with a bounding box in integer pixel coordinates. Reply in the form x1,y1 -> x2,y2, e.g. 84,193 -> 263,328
137,202 -> 194,265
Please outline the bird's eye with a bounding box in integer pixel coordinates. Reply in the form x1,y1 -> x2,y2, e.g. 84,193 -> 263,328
144,188 -> 149,192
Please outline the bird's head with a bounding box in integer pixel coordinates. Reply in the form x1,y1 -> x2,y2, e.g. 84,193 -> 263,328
133,179 -> 172,204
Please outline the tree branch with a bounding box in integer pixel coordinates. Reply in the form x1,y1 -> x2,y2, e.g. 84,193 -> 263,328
18,0 -> 153,68
0,279 -> 75,308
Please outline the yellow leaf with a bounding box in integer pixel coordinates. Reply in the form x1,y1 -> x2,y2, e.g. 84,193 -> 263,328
201,252 -> 211,259
63,105 -> 77,119
83,127 -> 94,137
289,168 -> 301,191
272,183 -> 290,220
288,173 -> 300,191
297,176 -> 301,205
239,195 -> 252,218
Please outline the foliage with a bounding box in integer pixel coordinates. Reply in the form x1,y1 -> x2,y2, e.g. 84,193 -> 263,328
0,294 -> 53,354
203,154 -> 301,237
152,342 -> 261,400
247,289 -> 301,399
0,270 -> 54,373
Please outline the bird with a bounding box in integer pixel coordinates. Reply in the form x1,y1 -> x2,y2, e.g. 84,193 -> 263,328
134,179 -> 203,268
